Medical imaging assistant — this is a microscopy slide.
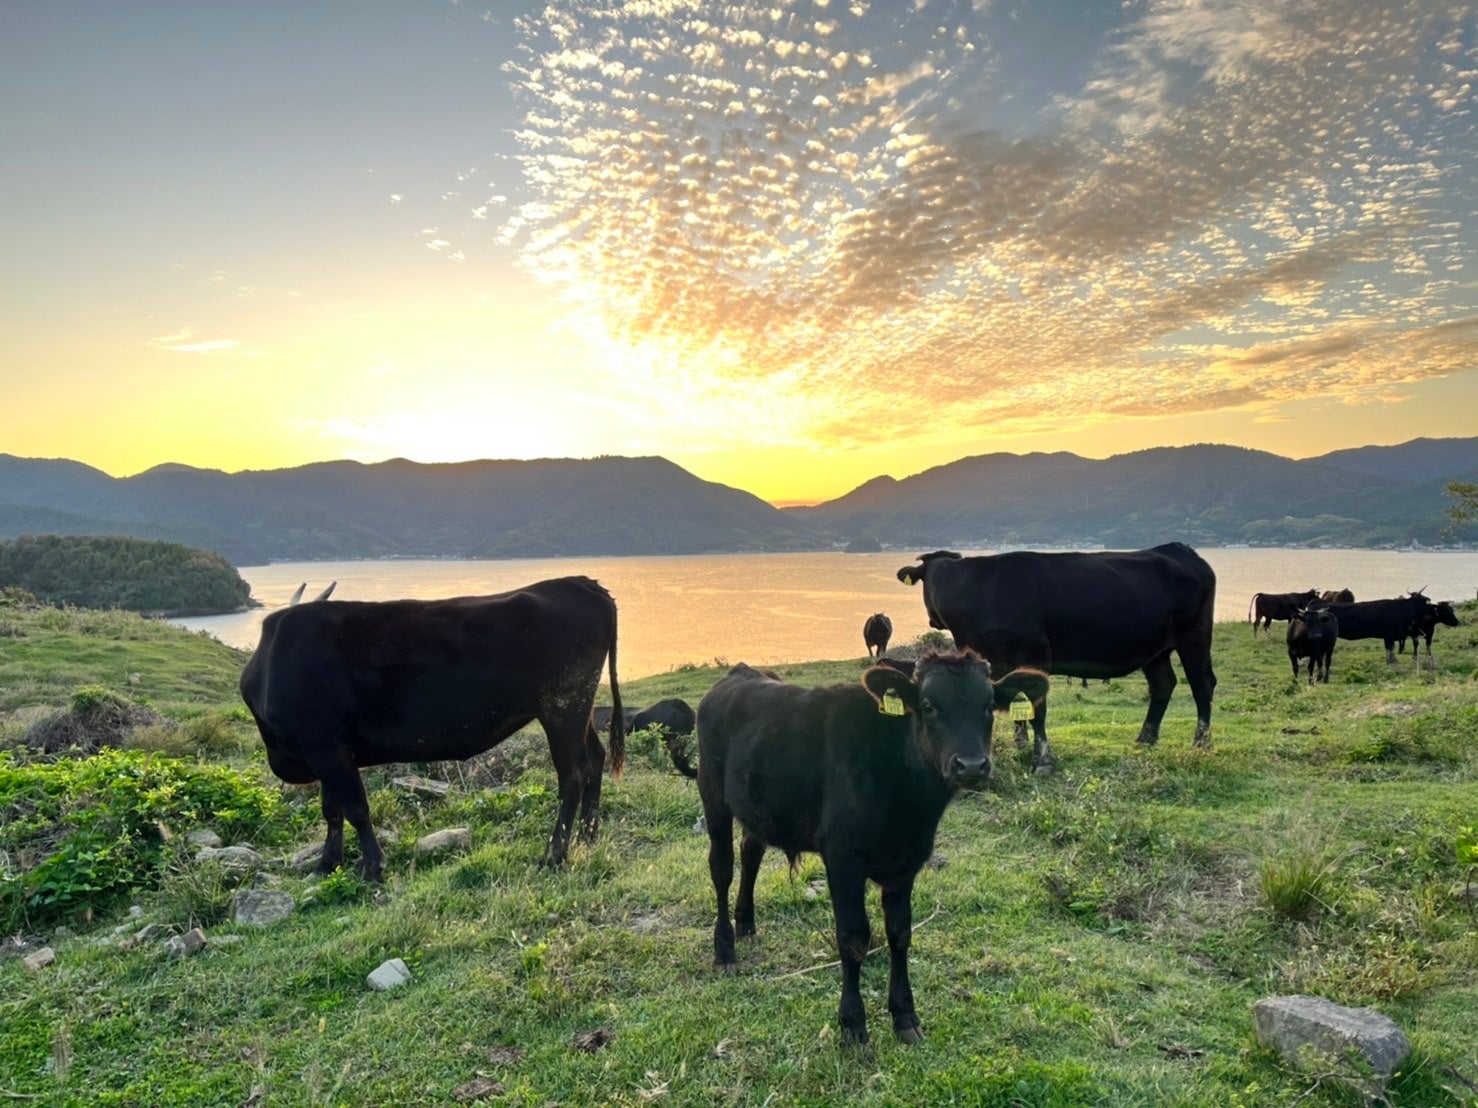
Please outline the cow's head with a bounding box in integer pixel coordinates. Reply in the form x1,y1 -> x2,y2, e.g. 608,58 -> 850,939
1293,606 -> 1337,633
1432,601 -> 1460,628
861,650 -> 1048,787
896,550 -> 962,587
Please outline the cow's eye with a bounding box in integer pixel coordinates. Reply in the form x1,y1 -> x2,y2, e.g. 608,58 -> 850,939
921,698 -> 936,716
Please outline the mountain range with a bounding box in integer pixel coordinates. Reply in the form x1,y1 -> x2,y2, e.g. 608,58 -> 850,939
1,439 -> 1475,566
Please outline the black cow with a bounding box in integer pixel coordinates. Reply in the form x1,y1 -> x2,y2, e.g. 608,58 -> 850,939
240,576 -> 625,879
697,653 -> 1048,1046
896,544 -> 1217,769
1287,606 -> 1338,684
632,697 -> 699,778
1320,588 -> 1355,604
1317,593 -> 1435,664
1248,589 -> 1320,635
1402,600 -> 1460,663
863,612 -> 893,658
592,705 -> 637,732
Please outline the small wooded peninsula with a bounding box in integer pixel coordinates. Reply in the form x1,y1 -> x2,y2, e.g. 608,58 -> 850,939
0,534 -> 253,615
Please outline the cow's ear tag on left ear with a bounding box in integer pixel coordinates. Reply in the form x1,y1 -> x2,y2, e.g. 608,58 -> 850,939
880,690 -> 906,717
1010,694 -> 1034,722
901,573 -> 914,586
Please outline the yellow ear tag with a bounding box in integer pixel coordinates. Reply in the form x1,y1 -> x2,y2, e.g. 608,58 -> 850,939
880,690 -> 906,717
1010,694 -> 1035,722
902,574 -> 914,586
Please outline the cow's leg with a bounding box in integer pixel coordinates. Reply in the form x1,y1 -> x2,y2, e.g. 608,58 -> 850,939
1384,639 -> 1398,664
824,853 -> 871,1046
1179,648 -> 1217,748
575,724 -> 606,841
313,759 -> 382,882
1028,703 -> 1054,773
734,831 -> 765,938
318,789 -> 345,875
881,878 -> 922,1044
707,809 -> 738,972
1134,654 -> 1177,746
1288,652 -> 1299,681
540,722 -> 592,867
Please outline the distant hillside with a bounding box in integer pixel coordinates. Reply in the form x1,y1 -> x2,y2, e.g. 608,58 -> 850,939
786,438 -> 1478,550
2,438 -> 1473,564
0,455 -> 826,564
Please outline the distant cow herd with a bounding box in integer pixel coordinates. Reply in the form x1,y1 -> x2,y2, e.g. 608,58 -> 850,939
239,545 -> 1464,1045
1248,584 -> 1460,683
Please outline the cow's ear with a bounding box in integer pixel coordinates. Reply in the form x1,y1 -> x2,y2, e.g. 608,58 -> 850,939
862,665 -> 919,716
872,657 -> 916,679
991,667 -> 1051,712
896,564 -> 923,587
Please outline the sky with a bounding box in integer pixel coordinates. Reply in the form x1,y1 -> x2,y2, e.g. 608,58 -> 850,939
2,0 -> 1475,506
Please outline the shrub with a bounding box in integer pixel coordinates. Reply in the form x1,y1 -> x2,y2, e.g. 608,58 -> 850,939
0,748 -> 284,929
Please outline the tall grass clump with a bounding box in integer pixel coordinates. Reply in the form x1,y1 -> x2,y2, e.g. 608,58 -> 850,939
1257,841 -> 1341,923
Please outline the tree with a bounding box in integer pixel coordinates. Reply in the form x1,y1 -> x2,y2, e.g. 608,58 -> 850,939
1446,481 -> 1478,529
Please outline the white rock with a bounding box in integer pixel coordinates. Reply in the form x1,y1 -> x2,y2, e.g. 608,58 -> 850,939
367,958 -> 412,991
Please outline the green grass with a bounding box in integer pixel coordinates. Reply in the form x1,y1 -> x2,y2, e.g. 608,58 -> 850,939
2,602 -> 1477,1105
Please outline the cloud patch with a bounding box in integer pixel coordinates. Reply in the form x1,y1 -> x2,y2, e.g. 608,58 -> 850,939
495,0 -> 1478,451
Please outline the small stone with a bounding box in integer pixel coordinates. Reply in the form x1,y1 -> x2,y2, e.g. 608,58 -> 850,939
233,889 -> 295,927
134,923 -> 167,944
23,947 -> 55,973
52,925 -> 73,941
129,905 -> 144,918
289,843 -> 324,871
185,828 -> 223,849
165,928 -> 207,957
416,827 -> 472,855
1253,995 -> 1411,1082
392,774 -> 451,798
367,958 -> 412,991
197,845 -> 265,871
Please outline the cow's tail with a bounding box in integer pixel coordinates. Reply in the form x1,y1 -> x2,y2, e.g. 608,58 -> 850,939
664,734 -> 697,779
1248,593 -> 1260,634
606,604 -> 626,778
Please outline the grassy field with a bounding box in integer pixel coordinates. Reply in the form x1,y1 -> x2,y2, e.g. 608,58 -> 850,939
2,600 -> 1476,1106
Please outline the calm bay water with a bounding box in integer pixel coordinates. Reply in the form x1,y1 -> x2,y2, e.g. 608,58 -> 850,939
175,549 -> 1478,680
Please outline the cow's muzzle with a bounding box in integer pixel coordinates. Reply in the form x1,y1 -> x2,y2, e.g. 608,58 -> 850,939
946,753 -> 990,786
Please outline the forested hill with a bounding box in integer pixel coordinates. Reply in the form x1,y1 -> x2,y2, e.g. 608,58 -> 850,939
784,439 -> 1478,550
0,438 -> 1474,563
0,455 -> 824,565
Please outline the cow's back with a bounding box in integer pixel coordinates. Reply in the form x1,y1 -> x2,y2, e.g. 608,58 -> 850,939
698,669 -> 892,859
243,576 -> 617,763
927,544 -> 1214,673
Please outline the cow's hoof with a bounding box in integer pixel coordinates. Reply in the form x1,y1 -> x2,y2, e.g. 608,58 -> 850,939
841,1027 -> 870,1048
715,961 -> 739,975
894,1025 -> 924,1045
1135,734 -> 1159,747
1031,758 -> 1055,776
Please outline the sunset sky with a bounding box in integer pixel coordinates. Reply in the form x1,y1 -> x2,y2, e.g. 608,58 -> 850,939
3,1 -> 1474,505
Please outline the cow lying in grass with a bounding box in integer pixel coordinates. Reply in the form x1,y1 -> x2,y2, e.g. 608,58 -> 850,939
696,652 -> 1048,1046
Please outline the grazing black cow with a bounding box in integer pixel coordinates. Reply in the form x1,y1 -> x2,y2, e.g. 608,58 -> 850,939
632,697 -> 699,778
593,705 -> 637,732
1248,589 -> 1320,635
863,612 -> 893,658
896,544 -> 1217,768
240,576 -> 625,879
1402,600 -> 1460,663
1287,607 -> 1338,684
1319,588 -> 1355,604
1316,593 -> 1435,664
697,653 -> 1048,1046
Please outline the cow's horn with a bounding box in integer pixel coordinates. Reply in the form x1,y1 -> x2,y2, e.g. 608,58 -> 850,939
288,583 -> 307,606
311,581 -> 337,603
